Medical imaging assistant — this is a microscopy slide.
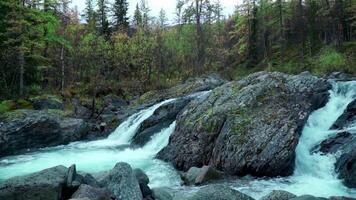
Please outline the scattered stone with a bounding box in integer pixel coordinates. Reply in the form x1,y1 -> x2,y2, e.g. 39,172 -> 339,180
173,185 -> 254,200
71,184 -> 113,200
100,162 -> 143,200
261,190 -> 297,200
182,166 -> 223,185
0,165 -> 68,200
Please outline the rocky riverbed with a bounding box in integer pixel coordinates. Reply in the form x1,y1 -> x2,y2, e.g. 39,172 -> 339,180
0,71 -> 355,200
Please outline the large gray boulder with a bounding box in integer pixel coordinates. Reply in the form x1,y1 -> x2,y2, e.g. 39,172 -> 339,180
173,185 -> 254,200
158,71 -> 331,177
152,187 -> 174,200
331,99 -> 356,130
261,190 -> 297,200
0,110 -> 89,157
133,168 -> 152,198
71,184 -> 113,200
31,95 -> 64,110
100,162 -> 143,200
0,165 -> 68,200
182,166 -> 223,185
131,74 -> 225,107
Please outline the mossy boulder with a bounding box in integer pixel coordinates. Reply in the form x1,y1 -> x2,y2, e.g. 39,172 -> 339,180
158,71 -> 331,177
30,95 -> 64,110
131,74 -> 225,107
0,109 -> 89,157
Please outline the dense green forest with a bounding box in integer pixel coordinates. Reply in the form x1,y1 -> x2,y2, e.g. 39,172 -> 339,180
0,0 -> 355,104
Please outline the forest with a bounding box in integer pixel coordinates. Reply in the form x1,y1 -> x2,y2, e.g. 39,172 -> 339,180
0,0 -> 355,105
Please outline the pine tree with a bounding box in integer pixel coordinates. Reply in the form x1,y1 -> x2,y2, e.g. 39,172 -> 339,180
97,0 -> 110,37
140,0 -> 150,29
133,3 -> 142,28
159,9 -> 168,28
113,0 -> 129,32
85,0 -> 96,31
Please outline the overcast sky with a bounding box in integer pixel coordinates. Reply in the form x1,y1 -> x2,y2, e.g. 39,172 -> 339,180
71,0 -> 241,23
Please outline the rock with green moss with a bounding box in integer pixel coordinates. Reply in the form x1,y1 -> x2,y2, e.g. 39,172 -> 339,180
157,71 -> 331,177
31,95 -> 64,110
0,109 -> 89,157
131,74 -> 225,107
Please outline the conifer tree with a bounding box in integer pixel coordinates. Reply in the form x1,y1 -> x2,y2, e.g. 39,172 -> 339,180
113,0 -> 129,32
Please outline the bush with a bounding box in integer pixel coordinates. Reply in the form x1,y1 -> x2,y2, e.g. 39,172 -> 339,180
28,84 -> 42,95
317,47 -> 347,73
16,99 -> 33,109
0,100 -> 16,114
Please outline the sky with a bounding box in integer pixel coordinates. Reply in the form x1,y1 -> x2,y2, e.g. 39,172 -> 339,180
71,0 -> 241,23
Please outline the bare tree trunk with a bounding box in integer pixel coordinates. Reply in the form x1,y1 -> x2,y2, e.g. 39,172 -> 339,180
60,45 -> 65,95
278,0 -> 284,62
19,49 -> 25,96
195,0 -> 204,74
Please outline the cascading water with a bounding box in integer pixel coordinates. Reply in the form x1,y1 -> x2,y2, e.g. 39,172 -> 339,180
234,81 -> 356,199
1,83 -> 356,198
0,97 -> 181,187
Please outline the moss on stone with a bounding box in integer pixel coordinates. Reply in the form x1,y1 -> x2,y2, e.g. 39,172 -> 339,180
30,94 -> 63,104
45,109 -> 71,118
2,109 -> 28,121
0,100 -> 16,114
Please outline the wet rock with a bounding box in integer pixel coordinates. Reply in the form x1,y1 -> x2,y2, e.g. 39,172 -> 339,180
82,173 -> 100,188
315,132 -> 353,154
134,168 -> 150,185
290,195 -> 327,200
173,185 -> 254,200
331,99 -> 356,130
134,168 -> 152,198
71,184 -> 113,200
0,165 -> 68,200
100,162 -> 143,200
329,197 -> 356,200
133,97 -> 191,146
158,71 -> 331,177
152,187 -> 173,200
335,149 -> 356,188
182,166 -> 223,185
0,110 -> 89,157
325,72 -> 356,82
261,190 -> 297,200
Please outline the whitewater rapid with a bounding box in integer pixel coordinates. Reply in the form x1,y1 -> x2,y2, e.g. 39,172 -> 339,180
0,83 -> 355,198
233,81 -> 356,198
0,98 -> 182,188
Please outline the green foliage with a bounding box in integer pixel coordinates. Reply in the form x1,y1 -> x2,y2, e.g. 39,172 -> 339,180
28,84 -> 42,95
0,100 -> 16,114
318,47 -> 347,71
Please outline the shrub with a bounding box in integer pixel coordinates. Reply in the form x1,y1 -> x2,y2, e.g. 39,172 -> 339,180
28,84 -> 42,95
0,100 -> 16,114
317,47 -> 347,73
16,99 -> 33,109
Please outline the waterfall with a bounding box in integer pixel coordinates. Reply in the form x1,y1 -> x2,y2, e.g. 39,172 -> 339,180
0,97 -> 180,186
234,81 -> 356,199
0,91 -> 210,187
